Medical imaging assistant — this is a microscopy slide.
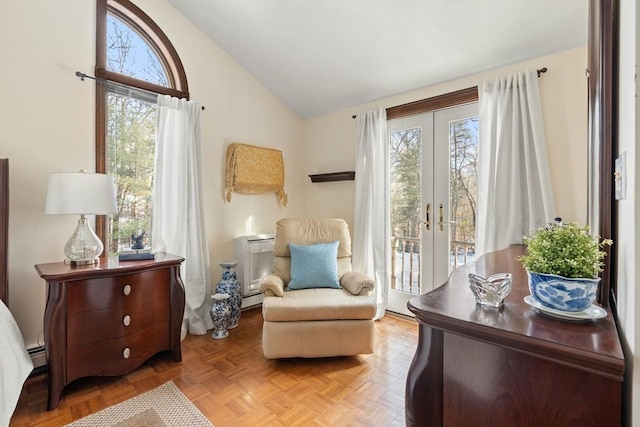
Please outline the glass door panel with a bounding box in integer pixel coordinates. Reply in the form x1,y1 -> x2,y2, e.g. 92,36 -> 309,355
387,114 -> 433,315
448,116 -> 479,272
434,103 -> 479,288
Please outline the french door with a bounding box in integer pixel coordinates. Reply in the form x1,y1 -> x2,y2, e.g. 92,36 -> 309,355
387,103 -> 478,315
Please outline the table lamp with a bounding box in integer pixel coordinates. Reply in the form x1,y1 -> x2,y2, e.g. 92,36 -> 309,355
45,171 -> 117,266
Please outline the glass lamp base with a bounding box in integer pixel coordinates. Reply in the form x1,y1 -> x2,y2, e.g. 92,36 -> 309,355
64,215 -> 104,266
68,258 -> 100,267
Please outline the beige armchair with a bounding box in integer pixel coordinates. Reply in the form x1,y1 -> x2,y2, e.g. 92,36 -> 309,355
260,218 -> 376,359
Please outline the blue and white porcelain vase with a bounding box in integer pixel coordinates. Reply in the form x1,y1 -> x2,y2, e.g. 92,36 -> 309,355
210,293 -> 231,339
216,261 -> 242,329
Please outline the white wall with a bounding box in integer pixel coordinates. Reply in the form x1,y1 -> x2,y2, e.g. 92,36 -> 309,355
0,0 -> 305,349
616,0 -> 639,424
303,47 -> 588,232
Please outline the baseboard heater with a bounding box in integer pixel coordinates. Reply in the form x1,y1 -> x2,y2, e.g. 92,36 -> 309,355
28,346 -> 47,368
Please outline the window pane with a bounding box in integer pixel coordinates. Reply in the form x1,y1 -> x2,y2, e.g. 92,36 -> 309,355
106,89 -> 157,252
449,117 -> 478,271
390,127 -> 422,294
107,13 -> 169,87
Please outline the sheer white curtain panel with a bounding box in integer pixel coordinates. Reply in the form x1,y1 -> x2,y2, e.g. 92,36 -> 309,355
353,107 -> 390,319
476,70 -> 556,257
152,95 -> 213,339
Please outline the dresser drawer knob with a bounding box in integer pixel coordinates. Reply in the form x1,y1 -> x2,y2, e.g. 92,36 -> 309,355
123,284 -> 131,296
123,315 -> 131,326
122,347 -> 131,359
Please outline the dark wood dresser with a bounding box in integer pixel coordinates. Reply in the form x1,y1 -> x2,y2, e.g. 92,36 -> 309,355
406,245 -> 625,426
35,253 -> 185,410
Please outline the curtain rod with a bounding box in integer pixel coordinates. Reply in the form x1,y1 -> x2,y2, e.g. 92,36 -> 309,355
75,71 -> 205,110
352,67 -> 548,119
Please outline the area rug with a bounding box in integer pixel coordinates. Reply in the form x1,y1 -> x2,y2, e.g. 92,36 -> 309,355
65,381 -> 213,427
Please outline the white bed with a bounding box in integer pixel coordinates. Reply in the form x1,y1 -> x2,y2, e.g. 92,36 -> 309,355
0,299 -> 33,427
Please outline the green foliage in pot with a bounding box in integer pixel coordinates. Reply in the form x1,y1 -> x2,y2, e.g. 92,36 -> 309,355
518,221 -> 613,279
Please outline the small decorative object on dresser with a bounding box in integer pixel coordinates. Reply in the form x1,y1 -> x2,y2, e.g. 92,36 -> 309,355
468,273 -> 512,307
119,230 -> 155,261
215,261 -> 242,328
210,293 -> 231,339
34,253 -> 185,410
130,230 -> 146,249
518,219 -> 612,313
118,248 -> 155,261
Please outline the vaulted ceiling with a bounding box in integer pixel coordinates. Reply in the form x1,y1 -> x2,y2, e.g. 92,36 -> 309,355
168,0 -> 588,118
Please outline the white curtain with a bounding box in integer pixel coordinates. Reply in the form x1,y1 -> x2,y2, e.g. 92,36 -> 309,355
353,107 -> 390,319
476,70 -> 556,257
152,95 -> 213,339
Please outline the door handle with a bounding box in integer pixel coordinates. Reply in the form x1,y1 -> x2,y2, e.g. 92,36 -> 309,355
438,203 -> 457,231
423,203 -> 430,231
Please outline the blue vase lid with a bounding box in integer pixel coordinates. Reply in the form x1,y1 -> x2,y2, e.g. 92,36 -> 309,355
219,261 -> 238,268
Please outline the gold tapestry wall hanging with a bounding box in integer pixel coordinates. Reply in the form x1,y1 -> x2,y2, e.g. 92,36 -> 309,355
225,143 -> 288,206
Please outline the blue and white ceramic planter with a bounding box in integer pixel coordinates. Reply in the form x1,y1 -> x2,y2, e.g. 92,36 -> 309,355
216,261 -> 242,329
210,293 -> 231,340
527,271 -> 600,312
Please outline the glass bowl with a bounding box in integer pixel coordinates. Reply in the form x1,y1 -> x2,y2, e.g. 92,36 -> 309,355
469,273 -> 513,308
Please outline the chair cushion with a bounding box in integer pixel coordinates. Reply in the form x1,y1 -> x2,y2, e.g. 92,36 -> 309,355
273,218 -> 351,258
262,288 -> 376,322
288,241 -> 340,290
262,320 -> 375,358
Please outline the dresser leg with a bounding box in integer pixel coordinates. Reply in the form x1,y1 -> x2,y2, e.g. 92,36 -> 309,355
405,325 -> 443,427
47,372 -> 62,410
44,283 -> 67,410
170,265 -> 185,363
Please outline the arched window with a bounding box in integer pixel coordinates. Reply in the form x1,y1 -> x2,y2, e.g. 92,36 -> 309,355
95,0 -> 188,251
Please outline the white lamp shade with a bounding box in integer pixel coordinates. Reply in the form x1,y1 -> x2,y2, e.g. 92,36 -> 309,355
45,172 -> 117,215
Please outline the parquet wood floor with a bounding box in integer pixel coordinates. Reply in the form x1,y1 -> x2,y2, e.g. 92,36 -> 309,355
10,308 -> 418,427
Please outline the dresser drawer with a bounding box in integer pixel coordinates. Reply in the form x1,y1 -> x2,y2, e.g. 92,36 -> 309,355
67,296 -> 170,347
67,269 -> 170,313
66,323 -> 170,382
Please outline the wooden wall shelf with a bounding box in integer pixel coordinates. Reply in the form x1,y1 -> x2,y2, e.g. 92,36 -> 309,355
308,171 -> 355,183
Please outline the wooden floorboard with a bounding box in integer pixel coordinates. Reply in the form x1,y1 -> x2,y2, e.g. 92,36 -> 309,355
10,308 -> 418,427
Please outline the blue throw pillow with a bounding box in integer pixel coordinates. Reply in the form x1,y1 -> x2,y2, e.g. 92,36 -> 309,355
288,241 -> 340,290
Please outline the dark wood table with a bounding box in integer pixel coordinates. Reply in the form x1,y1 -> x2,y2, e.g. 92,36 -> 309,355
35,253 -> 185,409
406,245 -> 625,426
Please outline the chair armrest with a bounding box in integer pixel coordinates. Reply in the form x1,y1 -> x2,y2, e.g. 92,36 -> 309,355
260,274 -> 285,297
341,271 -> 375,295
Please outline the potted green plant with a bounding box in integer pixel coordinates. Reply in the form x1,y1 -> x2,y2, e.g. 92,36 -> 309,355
518,219 -> 612,312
